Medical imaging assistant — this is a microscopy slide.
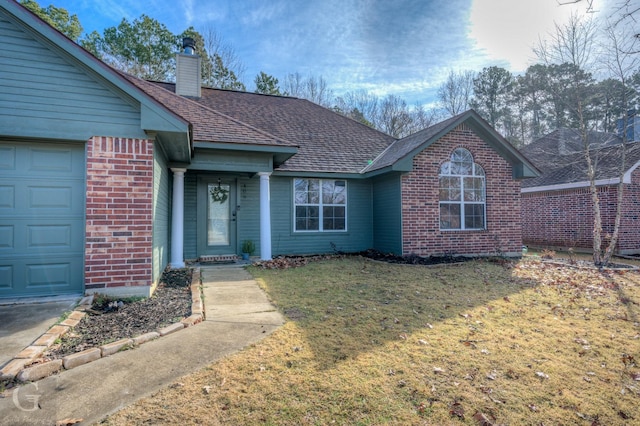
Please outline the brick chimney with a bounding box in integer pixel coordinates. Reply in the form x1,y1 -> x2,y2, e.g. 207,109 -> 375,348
176,37 -> 201,98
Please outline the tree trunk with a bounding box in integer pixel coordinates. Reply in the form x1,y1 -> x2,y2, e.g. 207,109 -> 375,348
602,134 -> 628,266
579,111 -> 603,266
588,161 -> 603,266
602,178 -> 624,265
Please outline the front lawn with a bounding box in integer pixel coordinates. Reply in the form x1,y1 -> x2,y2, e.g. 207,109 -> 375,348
104,256 -> 640,425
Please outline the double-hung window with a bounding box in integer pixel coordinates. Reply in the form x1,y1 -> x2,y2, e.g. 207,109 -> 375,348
294,178 -> 347,231
439,148 -> 486,230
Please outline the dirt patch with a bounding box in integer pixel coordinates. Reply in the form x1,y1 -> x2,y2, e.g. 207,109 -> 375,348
46,269 -> 192,359
543,259 -> 638,271
282,307 -> 307,321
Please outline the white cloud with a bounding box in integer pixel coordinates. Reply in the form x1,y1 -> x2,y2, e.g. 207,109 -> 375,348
241,2 -> 287,27
89,0 -> 135,23
61,0 -> 612,107
469,0 -> 600,72
181,0 -> 194,26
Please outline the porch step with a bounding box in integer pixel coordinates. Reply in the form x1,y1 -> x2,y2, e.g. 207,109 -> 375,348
199,254 -> 239,264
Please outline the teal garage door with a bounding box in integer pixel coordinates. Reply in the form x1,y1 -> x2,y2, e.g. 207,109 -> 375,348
0,141 -> 85,298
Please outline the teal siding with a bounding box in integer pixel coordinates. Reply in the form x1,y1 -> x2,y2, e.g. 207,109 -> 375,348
372,174 -> 402,255
152,147 -> 169,283
183,173 -> 198,260
236,176 -> 261,254
189,149 -> 272,173
184,174 -> 377,258
0,12 -> 145,141
270,177 -> 373,255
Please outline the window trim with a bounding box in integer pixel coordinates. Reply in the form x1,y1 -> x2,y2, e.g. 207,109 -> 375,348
293,178 -> 348,233
438,148 -> 486,231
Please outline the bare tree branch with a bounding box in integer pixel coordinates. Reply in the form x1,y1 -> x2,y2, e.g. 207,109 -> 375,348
557,0 -> 596,13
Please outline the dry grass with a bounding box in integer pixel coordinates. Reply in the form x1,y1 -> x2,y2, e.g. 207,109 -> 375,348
102,255 -> 640,425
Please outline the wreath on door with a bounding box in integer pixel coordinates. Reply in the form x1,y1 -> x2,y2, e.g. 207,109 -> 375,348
210,181 -> 229,204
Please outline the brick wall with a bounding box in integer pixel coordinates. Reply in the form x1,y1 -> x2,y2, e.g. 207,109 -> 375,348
521,167 -> 640,254
401,124 -> 522,257
84,136 -> 154,295
619,167 -> 640,253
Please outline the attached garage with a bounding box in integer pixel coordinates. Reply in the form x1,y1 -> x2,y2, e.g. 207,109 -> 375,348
1,2 -> 193,299
0,141 -> 85,298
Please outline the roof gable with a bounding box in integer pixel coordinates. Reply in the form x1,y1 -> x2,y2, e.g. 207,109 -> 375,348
0,2 -> 190,161
363,110 -> 540,179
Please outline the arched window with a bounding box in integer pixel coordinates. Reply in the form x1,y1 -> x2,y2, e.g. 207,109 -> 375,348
439,148 -> 486,230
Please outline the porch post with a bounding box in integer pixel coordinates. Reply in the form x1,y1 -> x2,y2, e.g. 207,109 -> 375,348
170,168 -> 186,268
258,172 -> 272,260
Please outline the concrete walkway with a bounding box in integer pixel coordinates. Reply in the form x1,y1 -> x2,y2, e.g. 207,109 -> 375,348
0,265 -> 284,426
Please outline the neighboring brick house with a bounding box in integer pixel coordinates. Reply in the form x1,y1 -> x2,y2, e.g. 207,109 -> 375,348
0,2 -> 538,299
521,129 -> 640,254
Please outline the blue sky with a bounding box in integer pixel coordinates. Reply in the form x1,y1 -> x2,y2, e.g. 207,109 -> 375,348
50,0 -> 603,106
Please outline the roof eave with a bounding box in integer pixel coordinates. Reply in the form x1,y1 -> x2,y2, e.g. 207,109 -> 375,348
522,176 -> 629,193
193,141 -> 298,166
272,170 -> 366,179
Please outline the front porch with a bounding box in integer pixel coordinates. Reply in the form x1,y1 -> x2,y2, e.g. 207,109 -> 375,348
170,169 -> 272,268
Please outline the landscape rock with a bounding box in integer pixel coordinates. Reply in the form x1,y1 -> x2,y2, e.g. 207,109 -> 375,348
17,359 -> 63,382
63,348 -> 101,370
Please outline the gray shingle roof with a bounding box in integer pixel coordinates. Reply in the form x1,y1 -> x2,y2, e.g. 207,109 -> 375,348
125,75 -> 297,148
137,82 -> 536,177
521,129 -> 640,188
362,110 -> 539,179
151,82 -> 397,174
362,113 -> 464,172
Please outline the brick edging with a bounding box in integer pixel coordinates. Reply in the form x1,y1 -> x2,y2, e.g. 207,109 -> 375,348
0,267 -> 203,383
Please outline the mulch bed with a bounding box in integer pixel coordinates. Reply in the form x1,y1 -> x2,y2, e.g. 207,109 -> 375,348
254,249 -> 473,269
356,248 -> 472,265
46,269 -> 192,359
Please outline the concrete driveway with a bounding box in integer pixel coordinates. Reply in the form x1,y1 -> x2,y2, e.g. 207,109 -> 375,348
0,297 -> 79,368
